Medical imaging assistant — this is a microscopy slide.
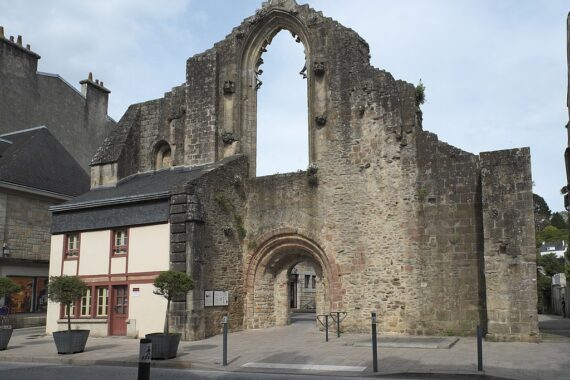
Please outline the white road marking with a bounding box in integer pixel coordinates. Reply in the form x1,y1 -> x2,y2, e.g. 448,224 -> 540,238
241,362 -> 366,372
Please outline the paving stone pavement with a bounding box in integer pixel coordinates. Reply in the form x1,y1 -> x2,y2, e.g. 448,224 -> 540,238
0,314 -> 569,379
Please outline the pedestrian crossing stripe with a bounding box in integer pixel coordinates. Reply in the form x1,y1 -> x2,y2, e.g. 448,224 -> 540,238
241,362 -> 366,372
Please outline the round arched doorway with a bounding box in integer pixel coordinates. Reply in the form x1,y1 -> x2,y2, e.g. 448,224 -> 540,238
244,233 -> 334,329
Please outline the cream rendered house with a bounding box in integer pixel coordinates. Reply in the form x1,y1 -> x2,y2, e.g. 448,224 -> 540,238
44,165 -> 204,337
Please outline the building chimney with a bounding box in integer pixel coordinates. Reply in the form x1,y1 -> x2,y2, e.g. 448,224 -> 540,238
79,72 -> 111,131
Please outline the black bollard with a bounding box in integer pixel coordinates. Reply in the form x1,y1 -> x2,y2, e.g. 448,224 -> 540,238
372,312 -> 378,373
325,315 -> 329,342
477,325 -> 483,371
222,315 -> 228,366
138,338 -> 152,380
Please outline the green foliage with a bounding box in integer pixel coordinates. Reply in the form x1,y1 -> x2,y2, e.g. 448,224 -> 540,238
0,277 -> 21,298
415,79 -> 426,105
536,225 -> 568,247
537,253 -> 565,277
537,271 -> 552,313
153,270 -> 194,334
47,276 -> 87,332
47,276 -> 87,307
153,271 -> 194,301
533,193 -> 551,217
551,212 -> 568,230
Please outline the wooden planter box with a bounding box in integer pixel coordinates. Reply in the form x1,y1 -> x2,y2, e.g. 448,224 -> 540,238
145,333 -> 181,360
53,330 -> 90,354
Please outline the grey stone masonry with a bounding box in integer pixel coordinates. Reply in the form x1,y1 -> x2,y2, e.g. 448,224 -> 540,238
480,148 -> 539,342
84,0 -> 538,341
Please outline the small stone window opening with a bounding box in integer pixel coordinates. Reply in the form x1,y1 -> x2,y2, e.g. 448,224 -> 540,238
154,142 -> 172,170
312,275 -> 316,289
304,274 -> 310,288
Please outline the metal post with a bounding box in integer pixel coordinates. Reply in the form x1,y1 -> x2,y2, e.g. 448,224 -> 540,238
336,312 -> 341,338
222,315 -> 228,366
477,325 -> 483,372
325,315 -> 329,342
371,312 -> 378,373
138,338 -> 152,380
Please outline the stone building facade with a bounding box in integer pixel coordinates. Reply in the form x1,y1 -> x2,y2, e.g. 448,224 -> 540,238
0,127 -> 89,323
0,26 -> 115,170
50,0 -> 538,341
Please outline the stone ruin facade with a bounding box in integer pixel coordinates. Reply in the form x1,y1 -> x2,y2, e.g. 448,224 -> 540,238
89,0 -> 538,341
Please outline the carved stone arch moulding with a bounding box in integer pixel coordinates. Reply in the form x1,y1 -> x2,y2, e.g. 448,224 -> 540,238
237,8 -> 318,177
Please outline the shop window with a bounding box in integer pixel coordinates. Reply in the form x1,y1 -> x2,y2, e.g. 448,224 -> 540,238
65,233 -> 80,258
112,229 -> 129,255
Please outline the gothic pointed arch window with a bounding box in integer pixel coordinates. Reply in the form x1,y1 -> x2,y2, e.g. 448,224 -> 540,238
256,30 -> 308,176
153,141 -> 172,170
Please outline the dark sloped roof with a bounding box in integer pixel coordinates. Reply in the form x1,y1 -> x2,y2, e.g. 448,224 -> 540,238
0,126 -> 89,196
540,241 -> 566,253
51,155 -> 243,212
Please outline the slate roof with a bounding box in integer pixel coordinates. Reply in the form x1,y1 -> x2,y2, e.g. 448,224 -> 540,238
540,241 -> 566,253
51,155 -> 242,212
0,126 -> 89,196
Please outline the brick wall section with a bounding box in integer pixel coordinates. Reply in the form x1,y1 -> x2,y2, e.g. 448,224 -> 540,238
480,148 -> 539,342
185,50 -> 219,167
416,131 -> 485,335
2,192 -> 53,261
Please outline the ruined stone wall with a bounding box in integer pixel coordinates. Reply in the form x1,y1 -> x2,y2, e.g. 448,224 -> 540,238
185,50 -> 219,167
480,148 -> 539,341
168,156 -> 249,340
415,131 -> 485,335
86,0 -> 538,341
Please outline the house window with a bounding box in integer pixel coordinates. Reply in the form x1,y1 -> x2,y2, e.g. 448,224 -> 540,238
62,303 -> 76,318
65,233 -> 80,258
312,275 -> 316,289
304,275 -> 310,288
80,288 -> 92,317
112,229 -> 128,255
96,287 -> 109,317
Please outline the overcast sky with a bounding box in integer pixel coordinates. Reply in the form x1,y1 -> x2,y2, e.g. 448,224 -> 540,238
1,0 -> 568,211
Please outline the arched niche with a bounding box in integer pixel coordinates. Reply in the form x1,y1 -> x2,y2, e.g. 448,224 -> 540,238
153,140 -> 172,170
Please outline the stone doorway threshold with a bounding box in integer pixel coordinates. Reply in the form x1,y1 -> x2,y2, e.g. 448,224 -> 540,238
351,336 -> 459,349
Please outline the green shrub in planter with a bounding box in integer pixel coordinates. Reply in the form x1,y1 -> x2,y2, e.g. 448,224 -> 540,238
146,270 -> 194,359
0,277 -> 21,350
47,276 -> 90,354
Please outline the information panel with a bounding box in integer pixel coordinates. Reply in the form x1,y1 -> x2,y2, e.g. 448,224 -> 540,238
213,291 -> 229,306
204,291 -> 214,307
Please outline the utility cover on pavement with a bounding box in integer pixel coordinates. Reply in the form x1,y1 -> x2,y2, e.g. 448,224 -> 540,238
352,336 -> 459,349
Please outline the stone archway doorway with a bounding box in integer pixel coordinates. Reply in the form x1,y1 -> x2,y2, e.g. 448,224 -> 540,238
244,233 -> 334,329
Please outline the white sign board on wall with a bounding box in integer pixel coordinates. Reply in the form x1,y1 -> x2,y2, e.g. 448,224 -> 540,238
204,291 -> 214,307
213,291 -> 229,306
204,290 -> 229,307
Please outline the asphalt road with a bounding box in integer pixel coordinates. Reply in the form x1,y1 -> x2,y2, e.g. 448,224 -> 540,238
0,362 -> 423,380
